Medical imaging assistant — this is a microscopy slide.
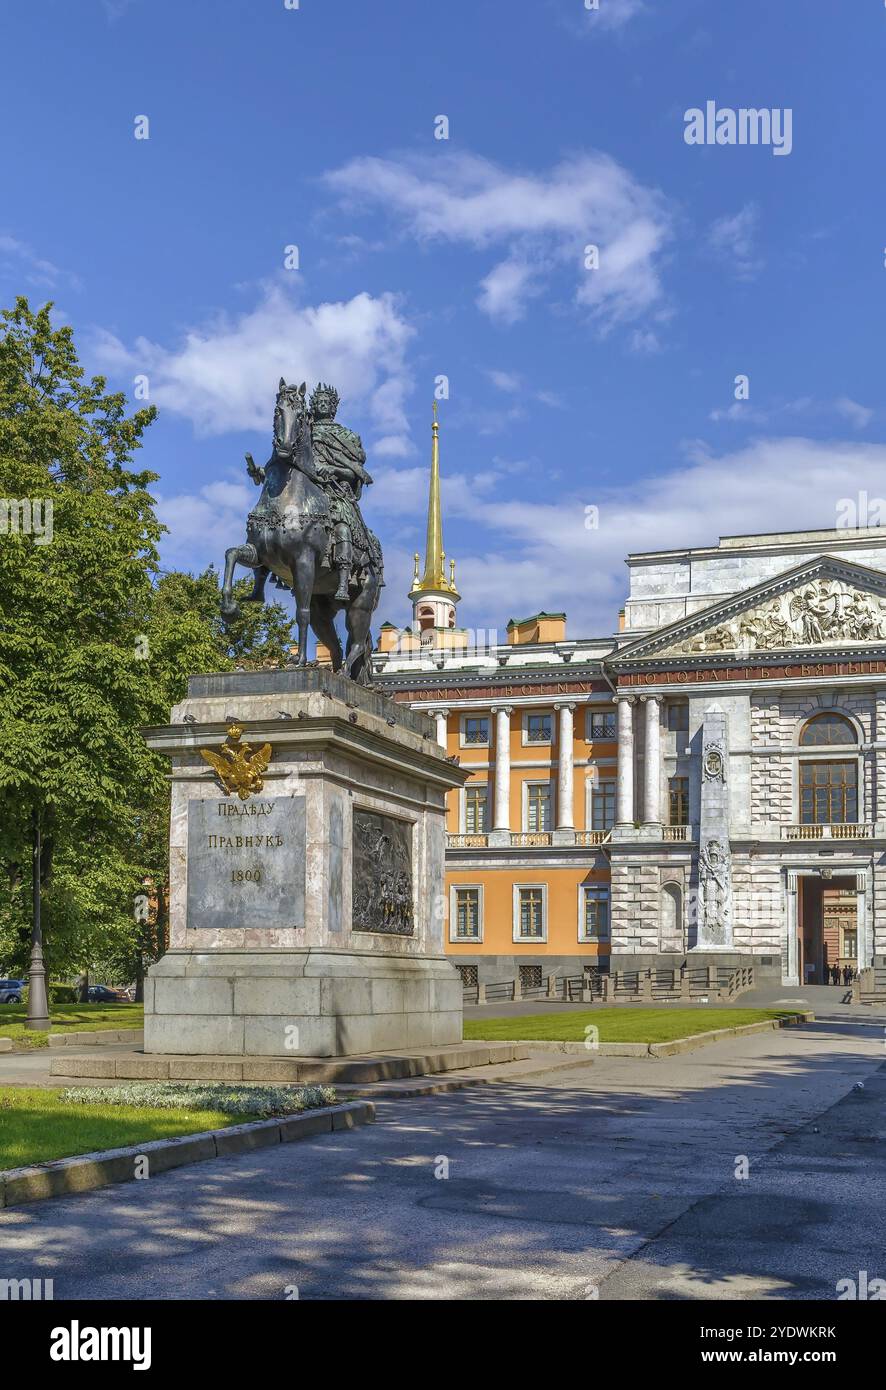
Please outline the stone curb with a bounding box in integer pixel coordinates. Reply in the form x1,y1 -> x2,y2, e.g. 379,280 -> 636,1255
337,1051 -> 595,1098
47,1041 -> 530,1084
471,1014 -> 813,1060
46,1028 -> 144,1048
646,1012 -> 813,1057
0,1100 -> 374,1209
0,1028 -> 145,1055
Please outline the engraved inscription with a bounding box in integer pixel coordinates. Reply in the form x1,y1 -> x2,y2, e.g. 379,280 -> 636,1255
186,796 -> 305,931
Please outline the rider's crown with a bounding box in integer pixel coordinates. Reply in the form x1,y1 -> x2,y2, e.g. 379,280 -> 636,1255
310,382 -> 340,420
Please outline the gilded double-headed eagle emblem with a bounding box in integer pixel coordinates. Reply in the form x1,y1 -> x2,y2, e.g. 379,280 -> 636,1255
199,724 -> 273,800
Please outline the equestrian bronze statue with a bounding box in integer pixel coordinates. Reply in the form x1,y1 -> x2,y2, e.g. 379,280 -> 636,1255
221,380 -> 384,684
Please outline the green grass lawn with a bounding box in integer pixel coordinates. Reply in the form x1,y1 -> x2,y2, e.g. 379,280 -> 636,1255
0,1087 -> 245,1170
464,1007 -> 796,1044
0,1003 -> 144,1049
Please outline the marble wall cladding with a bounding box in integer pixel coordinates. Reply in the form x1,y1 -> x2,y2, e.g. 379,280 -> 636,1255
154,682 -> 466,959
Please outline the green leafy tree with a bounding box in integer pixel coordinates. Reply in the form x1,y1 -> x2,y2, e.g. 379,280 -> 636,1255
0,298 -> 162,1011
0,299 -> 297,1005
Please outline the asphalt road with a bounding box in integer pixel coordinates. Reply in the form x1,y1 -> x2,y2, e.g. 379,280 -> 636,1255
1,1013 -> 883,1300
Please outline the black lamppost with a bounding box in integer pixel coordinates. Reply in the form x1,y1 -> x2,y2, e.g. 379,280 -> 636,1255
26,810 -> 50,1030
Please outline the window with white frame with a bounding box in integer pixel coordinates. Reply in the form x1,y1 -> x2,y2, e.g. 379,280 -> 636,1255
514,885 -> 546,940
580,886 -> 610,942
588,708 -> 617,740
524,781 -> 552,832
462,715 -> 490,746
464,784 -> 489,834
451,886 -> 482,941
524,711 -> 553,744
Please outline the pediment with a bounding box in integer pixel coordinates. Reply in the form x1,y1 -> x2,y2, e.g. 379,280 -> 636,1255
611,555 -> 886,665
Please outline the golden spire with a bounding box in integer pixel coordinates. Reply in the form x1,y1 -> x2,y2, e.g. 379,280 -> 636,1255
411,400 -> 459,598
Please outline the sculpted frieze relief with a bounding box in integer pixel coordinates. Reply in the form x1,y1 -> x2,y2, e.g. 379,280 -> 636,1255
666,580 -> 886,655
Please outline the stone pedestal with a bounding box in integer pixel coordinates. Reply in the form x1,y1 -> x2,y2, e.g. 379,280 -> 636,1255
142,668 -> 469,1057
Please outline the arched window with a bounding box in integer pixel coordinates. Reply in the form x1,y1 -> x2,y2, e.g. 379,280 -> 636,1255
799,714 -> 858,825
418,605 -> 435,633
799,713 -> 856,746
660,883 -> 683,953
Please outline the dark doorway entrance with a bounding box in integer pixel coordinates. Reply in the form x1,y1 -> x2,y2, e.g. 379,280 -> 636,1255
798,875 -> 857,984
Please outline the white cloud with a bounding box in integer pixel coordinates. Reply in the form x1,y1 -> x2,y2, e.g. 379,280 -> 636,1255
834,397 -> 874,430
155,474 -> 255,570
477,258 -> 539,324
0,234 -> 82,292
629,328 -> 662,355
707,203 -> 763,281
710,396 -> 875,430
486,369 -> 522,394
406,437 -> 886,634
324,150 -> 673,334
91,283 -> 415,449
158,436 -> 886,642
583,0 -> 647,32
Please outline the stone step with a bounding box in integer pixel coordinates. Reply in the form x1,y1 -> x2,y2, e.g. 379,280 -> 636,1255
335,1051 -> 595,1099
48,1041 -> 529,1085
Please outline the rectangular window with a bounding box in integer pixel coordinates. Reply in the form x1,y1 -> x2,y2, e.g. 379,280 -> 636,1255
463,716 -> 489,746
526,712 -> 553,743
517,887 -> 545,939
842,929 -> 858,959
454,888 -> 481,940
591,781 -> 616,831
668,776 -> 689,826
667,702 -> 689,733
526,783 -> 551,832
464,785 -> 488,834
589,710 -> 617,740
799,761 -> 857,824
580,888 -> 610,942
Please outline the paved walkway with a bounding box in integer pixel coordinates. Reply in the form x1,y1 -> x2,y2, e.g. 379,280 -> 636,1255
1,1014 -> 882,1300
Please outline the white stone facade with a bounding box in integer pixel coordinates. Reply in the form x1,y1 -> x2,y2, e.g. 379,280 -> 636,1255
609,528 -> 886,984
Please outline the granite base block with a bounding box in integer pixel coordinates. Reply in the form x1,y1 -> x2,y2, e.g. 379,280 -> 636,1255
144,949 -> 463,1057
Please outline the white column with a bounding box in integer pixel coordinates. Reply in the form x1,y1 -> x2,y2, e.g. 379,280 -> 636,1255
785,872 -> 799,985
434,707 -> 449,748
855,871 -> 868,971
554,702 -> 575,829
641,694 -> 662,826
615,694 -> 635,826
492,705 -> 513,832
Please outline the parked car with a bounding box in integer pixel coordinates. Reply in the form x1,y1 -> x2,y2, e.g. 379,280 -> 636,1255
0,979 -> 26,1004
86,984 -> 129,1003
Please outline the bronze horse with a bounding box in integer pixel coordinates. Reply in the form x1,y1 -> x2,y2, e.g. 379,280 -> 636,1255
220,380 -> 382,683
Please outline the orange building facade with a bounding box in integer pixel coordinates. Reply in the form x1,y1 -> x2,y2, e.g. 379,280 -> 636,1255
372,408 -> 619,989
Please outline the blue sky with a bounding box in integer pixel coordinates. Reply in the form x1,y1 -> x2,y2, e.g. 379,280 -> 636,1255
3,0 -> 886,639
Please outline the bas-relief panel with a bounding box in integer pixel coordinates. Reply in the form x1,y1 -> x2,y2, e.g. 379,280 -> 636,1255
663,580 -> 886,656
